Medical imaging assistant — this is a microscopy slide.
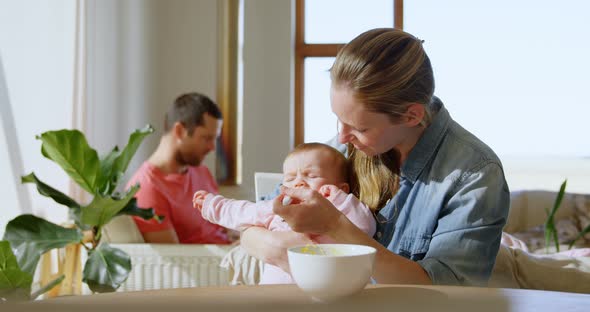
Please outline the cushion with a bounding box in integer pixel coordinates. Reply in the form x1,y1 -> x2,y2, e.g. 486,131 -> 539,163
102,215 -> 145,243
490,244 -> 590,293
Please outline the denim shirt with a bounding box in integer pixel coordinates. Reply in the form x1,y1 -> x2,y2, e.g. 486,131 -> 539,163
374,98 -> 510,286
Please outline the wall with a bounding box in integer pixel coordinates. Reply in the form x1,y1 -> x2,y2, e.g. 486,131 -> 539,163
86,0 -> 220,182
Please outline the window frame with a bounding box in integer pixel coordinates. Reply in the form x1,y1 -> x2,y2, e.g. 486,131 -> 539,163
294,0 -> 403,146
216,0 -> 239,185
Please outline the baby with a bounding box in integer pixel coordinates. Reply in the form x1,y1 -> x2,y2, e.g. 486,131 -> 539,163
193,142 -> 376,284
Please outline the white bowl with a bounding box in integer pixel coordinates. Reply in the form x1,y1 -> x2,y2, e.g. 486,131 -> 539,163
287,244 -> 376,302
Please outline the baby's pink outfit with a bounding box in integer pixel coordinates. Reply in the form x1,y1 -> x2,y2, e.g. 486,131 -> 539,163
200,189 -> 377,284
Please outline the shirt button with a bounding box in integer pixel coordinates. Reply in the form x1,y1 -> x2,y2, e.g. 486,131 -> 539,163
376,232 -> 382,239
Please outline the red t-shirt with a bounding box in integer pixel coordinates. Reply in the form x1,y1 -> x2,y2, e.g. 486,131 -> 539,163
127,162 -> 230,244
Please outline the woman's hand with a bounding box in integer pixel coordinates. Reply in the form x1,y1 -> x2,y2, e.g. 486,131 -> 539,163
273,186 -> 346,235
241,227 -> 314,273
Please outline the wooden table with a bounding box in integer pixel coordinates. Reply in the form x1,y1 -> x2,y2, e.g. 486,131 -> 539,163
12,284 -> 590,312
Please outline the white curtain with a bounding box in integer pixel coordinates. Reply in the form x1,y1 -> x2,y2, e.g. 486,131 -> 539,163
69,0 -> 91,205
0,0 -> 77,226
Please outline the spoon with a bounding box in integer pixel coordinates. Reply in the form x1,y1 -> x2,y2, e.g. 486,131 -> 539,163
282,195 -> 328,255
282,195 -> 293,205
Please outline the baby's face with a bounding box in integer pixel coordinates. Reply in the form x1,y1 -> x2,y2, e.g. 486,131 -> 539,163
282,149 -> 344,191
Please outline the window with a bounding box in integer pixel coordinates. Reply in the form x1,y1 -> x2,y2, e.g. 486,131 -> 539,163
295,0 -> 401,145
405,0 -> 590,192
297,0 -> 589,192
303,57 -> 335,143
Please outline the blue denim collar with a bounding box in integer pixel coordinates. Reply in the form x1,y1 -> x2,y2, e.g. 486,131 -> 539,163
400,97 -> 450,183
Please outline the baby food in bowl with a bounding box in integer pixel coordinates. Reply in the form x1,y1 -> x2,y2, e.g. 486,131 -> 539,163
287,244 -> 376,302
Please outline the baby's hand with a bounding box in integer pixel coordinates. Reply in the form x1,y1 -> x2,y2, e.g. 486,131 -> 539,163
318,184 -> 342,201
192,190 -> 209,211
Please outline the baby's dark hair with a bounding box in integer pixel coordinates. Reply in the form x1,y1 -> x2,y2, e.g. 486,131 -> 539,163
286,142 -> 356,192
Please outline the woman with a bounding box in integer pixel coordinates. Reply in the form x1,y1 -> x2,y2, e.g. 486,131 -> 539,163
242,28 -> 509,286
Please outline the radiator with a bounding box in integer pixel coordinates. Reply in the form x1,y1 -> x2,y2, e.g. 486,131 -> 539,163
109,244 -> 233,292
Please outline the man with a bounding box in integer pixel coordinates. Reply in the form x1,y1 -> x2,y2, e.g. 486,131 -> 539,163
127,92 -> 231,244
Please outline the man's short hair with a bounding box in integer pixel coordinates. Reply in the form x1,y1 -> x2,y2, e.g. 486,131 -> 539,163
164,92 -> 222,134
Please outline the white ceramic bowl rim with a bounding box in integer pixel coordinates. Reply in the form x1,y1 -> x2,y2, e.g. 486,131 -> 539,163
287,244 -> 377,257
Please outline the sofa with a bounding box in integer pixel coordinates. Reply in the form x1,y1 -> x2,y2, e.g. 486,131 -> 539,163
490,190 -> 590,293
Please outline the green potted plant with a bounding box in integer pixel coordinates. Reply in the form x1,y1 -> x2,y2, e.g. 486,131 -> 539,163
0,125 -> 161,301
544,179 -> 590,252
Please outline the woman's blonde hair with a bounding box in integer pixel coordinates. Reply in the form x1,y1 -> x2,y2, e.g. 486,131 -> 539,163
330,28 -> 435,211
348,145 -> 400,211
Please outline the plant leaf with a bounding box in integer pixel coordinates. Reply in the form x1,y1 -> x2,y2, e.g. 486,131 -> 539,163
568,223 -> 590,249
2,215 -> 83,275
95,125 -> 153,194
21,172 -> 80,209
83,244 -> 131,293
37,130 -> 101,194
552,224 -> 560,253
81,185 -> 140,228
67,208 -> 90,231
30,274 -> 64,300
96,146 -> 120,195
544,179 -> 567,252
544,222 -> 554,254
116,197 -> 163,222
0,241 -> 33,301
112,125 -> 154,176
547,180 -> 567,219
21,172 -> 88,229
